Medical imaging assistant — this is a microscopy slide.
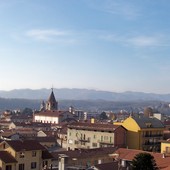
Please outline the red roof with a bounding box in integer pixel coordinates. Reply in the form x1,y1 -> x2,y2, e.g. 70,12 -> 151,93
5,140 -> 45,152
35,110 -> 65,117
113,148 -> 170,169
52,147 -> 117,160
67,122 -> 125,132
0,151 -> 17,163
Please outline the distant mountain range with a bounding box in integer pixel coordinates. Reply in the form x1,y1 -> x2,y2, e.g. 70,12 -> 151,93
0,88 -> 170,102
0,88 -> 170,112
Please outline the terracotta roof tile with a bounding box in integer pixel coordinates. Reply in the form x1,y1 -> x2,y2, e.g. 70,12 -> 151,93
52,147 -> 117,160
35,110 -> 66,117
94,161 -> 118,170
5,140 -> 45,151
33,137 -> 57,143
0,151 -> 17,163
113,148 -> 170,169
67,122 -> 125,132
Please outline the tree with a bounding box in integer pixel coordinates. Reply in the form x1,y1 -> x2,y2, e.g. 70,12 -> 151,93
99,112 -> 108,120
21,107 -> 33,115
131,152 -> 158,170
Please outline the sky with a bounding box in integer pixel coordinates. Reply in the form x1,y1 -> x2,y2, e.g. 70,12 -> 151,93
0,0 -> 170,94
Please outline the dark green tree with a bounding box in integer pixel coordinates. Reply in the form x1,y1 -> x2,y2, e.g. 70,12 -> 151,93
21,107 -> 33,115
99,112 -> 108,120
131,152 -> 158,170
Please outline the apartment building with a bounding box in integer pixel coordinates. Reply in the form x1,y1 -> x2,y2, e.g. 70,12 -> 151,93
0,140 -> 53,170
114,116 -> 165,152
67,122 -> 127,150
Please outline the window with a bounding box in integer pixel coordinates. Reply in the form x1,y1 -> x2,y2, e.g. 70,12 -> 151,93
92,143 -> 97,147
32,151 -> 36,157
3,143 -> 6,149
166,147 -> 170,153
75,140 -> 79,144
19,152 -> 25,158
19,164 -> 25,170
76,133 -> 78,137
94,134 -> 96,139
43,161 -> 48,167
104,136 -> 108,140
94,160 -> 98,165
6,165 -> 12,170
101,136 -> 103,142
145,123 -> 152,128
110,137 -> 112,143
31,162 -> 37,169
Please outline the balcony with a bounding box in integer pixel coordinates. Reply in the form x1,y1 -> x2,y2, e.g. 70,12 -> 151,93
79,138 -> 90,143
143,142 -> 160,146
98,140 -> 113,145
143,134 -> 163,138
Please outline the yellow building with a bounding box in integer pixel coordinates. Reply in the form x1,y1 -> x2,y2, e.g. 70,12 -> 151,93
0,140 -> 53,170
114,116 -> 165,152
0,151 -> 17,170
161,140 -> 170,154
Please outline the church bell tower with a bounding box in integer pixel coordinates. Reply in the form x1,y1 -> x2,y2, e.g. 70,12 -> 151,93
46,88 -> 58,111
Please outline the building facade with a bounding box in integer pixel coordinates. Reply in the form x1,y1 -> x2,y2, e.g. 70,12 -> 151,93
0,140 -> 53,170
67,122 -> 127,150
114,116 -> 165,152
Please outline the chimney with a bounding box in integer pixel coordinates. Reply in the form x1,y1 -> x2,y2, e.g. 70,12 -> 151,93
58,154 -> 68,170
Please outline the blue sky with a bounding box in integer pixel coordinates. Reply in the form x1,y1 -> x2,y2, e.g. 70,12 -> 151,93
0,0 -> 170,93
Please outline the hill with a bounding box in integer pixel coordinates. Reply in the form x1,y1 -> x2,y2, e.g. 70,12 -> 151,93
0,88 -> 169,113
0,88 -> 170,101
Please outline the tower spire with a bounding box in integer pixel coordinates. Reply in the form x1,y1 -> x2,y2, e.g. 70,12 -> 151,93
46,87 -> 58,110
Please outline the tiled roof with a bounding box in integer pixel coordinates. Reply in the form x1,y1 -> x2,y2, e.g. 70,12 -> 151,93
34,110 -> 66,117
94,161 -> 118,170
11,114 -> 32,119
33,137 -> 57,143
0,121 -> 12,124
5,140 -> 45,151
133,117 -> 165,128
113,148 -> 170,169
58,126 -> 67,134
164,121 -> 170,126
67,122 -> 125,132
0,151 -> 17,163
52,147 -> 117,160
42,150 -> 54,159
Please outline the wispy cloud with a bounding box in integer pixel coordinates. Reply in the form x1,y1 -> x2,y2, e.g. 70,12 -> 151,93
25,29 -> 76,44
104,1 -> 140,19
88,0 -> 140,20
128,36 -> 159,47
100,33 -> 169,47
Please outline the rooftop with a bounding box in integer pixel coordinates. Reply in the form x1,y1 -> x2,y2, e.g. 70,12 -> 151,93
52,147 -> 117,160
0,151 -> 17,163
113,148 -> 170,169
67,122 -> 125,132
34,110 -> 67,117
4,140 -> 45,152
132,116 -> 165,129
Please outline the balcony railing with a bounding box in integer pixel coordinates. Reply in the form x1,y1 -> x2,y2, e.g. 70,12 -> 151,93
143,142 -> 160,146
143,134 -> 162,138
79,138 -> 90,143
98,140 -> 113,144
